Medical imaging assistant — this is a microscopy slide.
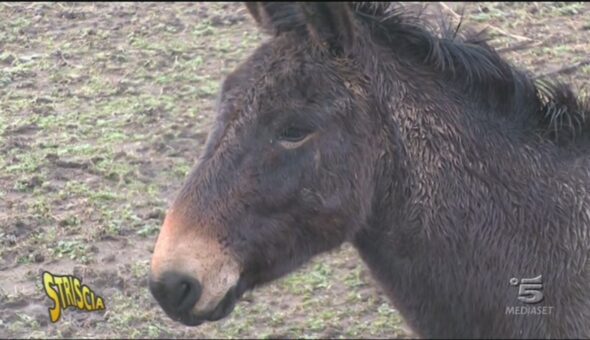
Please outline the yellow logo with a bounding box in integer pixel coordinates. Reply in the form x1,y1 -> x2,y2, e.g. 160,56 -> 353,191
42,271 -> 105,323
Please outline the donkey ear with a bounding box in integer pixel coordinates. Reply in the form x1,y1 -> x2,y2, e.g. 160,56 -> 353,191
298,2 -> 356,53
244,2 -> 303,35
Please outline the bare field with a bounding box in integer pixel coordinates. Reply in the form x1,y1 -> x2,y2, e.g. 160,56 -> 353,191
1,2 -> 589,338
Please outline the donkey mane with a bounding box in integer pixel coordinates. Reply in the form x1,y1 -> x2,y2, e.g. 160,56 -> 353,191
352,2 -> 590,147
249,3 -> 589,146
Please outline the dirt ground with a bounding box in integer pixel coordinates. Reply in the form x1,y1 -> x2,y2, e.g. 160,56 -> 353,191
1,2 -> 589,338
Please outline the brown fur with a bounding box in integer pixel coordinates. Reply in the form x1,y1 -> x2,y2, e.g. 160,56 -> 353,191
150,3 -> 590,338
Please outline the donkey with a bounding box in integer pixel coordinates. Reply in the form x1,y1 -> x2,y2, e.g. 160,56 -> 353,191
148,2 -> 590,338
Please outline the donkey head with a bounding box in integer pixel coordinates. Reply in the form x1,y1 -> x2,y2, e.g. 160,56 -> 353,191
149,2 -> 384,325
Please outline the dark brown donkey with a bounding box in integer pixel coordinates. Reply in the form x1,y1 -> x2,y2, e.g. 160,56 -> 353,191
149,2 -> 590,338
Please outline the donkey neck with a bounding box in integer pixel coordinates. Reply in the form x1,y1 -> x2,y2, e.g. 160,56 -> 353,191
352,52 -> 590,338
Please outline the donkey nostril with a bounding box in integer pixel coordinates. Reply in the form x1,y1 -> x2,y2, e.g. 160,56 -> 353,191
180,282 -> 190,296
149,271 -> 202,316
177,281 -> 197,311
175,282 -> 188,305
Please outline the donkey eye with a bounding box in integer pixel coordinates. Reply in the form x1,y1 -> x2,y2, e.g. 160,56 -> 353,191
277,125 -> 314,149
278,126 -> 310,143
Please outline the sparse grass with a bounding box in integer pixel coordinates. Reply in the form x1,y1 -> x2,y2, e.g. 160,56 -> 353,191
0,1 -> 588,339
53,240 -> 90,261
